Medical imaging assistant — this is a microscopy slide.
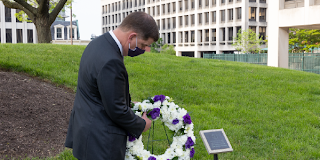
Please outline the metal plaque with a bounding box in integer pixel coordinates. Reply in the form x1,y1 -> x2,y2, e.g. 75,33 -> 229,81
199,129 -> 233,154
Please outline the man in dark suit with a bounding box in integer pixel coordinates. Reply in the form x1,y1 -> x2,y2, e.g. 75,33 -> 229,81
65,12 -> 159,160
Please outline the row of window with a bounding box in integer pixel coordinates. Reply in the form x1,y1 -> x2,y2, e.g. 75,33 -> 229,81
102,10 -> 145,25
102,0 -> 146,13
102,0 -> 266,14
102,26 -> 266,44
0,7 -> 32,23
0,29 -> 34,43
102,7 -> 266,26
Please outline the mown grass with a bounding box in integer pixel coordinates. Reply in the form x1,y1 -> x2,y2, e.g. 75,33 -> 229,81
1,44 -> 320,159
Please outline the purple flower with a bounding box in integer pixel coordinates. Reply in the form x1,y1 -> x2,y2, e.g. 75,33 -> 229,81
183,113 -> 192,124
190,148 -> 195,158
153,95 -> 166,103
128,133 -> 136,142
148,108 -> 160,119
148,156 -> 156,160
185,137 -> 194,149
172,118 -> 179,125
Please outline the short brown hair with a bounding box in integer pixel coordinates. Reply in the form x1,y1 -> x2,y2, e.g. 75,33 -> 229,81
119,12 -> 159,42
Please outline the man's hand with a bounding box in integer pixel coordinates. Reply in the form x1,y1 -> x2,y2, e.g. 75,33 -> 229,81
142,112 -> 151,132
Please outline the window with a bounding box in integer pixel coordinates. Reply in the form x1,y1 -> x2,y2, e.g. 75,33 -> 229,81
212,29 -> 216,41
148,7 -> 150,14
162,4 -> 165,14
179,1 -> 182,11
168,33 -> 171,43
168,18 -> 171,29
16,9 -> 22,22
119,14 -> 121,22
5,7 -> 11,22
191,0 -> 195,9
157,5 -> 160,15
173,2 -> 176,12
205,29 -> 209,42
185,31 -> 188,42
17,29 -> 23,43
173,32 -> 176,43
228,9 -> 233,21
259,8 -> 266,22
6,29 -> 12,43
199,30 -> 203,42
57,28 -> 62,38
221,0 -> 225,5
249,0 -> 256,2
168,3 -> 170,12
205,0 -> 209,7
191,14 -> 195,25
0,29 -> 1,43
229,0 -> 233,3
27,29 -> 33,43
152,7 -> 155,16
162,19 -> 165,29
249,7 -> 256,21
212,0 -> 216,6
259,27 -> 266,40
185,15 -> 189,26
236,7 -> 241,20
212,11 -> 216,23
260,0 -> 266,3
205,12 -> 209,24
179,16 -> 183,26
191,30 -> 195,42
228,27 -> 233,41
157,20 -> 160,30
185,0 -> 188,10
199,0 -> 202,8
236,26 -> 241,37
69,28 -> 75,39
220,10 -> 225,22
179,32 -> 183,43
221,28 -> 225,41
198,13 -> 202,24
249,26 -> 256,33
173,17 -> 176,28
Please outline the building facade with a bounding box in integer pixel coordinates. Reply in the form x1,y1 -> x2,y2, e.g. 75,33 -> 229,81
0,2 -> 37,43
101,0 -> 268,57
0,2 -> 79,44
268,0 -> 320,68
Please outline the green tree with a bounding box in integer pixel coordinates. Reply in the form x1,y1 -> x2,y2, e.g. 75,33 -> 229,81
160,44 -> 175,55
150,38 -> 163,53
233,29 -> 263,54
289,28 -> 320,53
1,0 -> 72,43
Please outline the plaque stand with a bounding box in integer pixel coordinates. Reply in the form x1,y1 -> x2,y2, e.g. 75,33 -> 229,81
214,154 -> 218,160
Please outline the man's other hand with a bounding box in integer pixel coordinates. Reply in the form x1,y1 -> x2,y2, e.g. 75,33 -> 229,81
142,112 -> 151,132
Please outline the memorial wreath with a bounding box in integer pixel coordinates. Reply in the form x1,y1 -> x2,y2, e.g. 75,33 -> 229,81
125,95 -> 196,160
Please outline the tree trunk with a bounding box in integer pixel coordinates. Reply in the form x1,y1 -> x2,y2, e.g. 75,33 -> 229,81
35,17 -> 52,43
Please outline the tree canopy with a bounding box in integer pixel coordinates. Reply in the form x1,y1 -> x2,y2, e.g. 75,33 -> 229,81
232,29 -> 264,54
289,28 -> 320,53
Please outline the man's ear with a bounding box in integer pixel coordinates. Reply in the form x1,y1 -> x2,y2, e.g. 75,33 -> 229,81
128,33 -> 137,42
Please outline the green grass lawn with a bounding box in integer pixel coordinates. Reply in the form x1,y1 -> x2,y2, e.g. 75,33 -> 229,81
1,44 -> 320,160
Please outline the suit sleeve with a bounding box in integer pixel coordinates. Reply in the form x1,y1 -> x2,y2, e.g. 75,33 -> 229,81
97,59 -> 145,138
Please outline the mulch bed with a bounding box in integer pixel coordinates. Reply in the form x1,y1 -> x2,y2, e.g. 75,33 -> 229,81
0,71 -> 75,159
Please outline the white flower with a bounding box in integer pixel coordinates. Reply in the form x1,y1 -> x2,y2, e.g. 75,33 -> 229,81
135,111 -> 142,117
126,96 -> 195,160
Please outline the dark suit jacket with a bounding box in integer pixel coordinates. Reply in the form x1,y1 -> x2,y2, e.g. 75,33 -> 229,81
65,32 -> 146,160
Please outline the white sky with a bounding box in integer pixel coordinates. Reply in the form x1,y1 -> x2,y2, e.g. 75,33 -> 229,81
65,0 -> 101,40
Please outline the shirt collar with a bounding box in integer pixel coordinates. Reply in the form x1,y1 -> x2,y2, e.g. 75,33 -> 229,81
109,30 -> 123,56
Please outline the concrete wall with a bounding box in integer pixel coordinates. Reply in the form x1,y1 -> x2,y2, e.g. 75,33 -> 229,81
268,0 -> 320,68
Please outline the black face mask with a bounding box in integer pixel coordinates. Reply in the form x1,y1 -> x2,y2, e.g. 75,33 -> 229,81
128,37 -> 145,57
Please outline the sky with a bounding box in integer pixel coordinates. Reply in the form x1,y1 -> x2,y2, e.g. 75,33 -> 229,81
65,0 -> 101,40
